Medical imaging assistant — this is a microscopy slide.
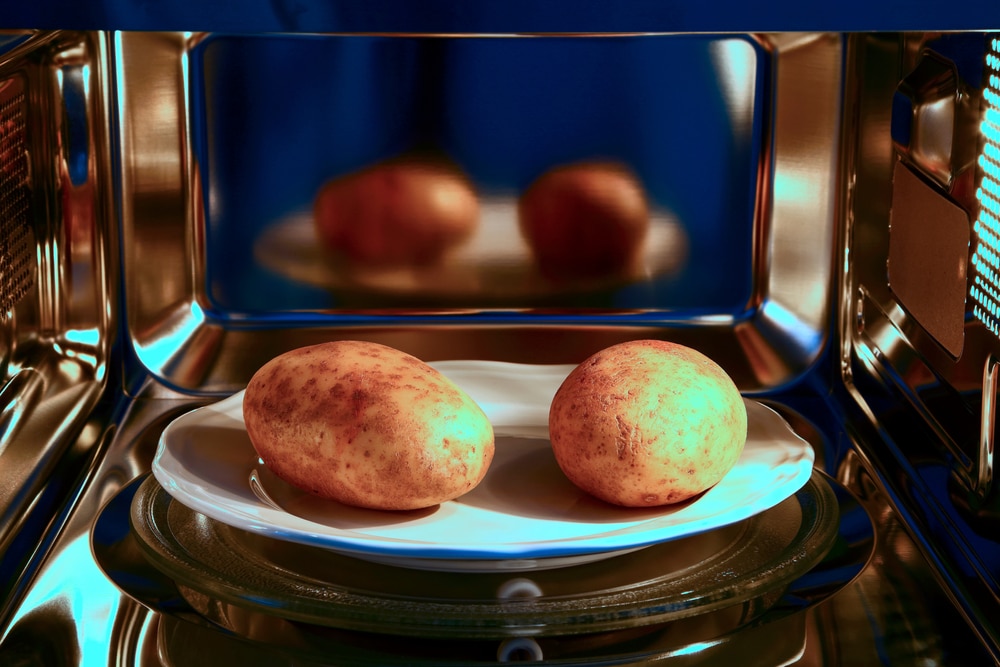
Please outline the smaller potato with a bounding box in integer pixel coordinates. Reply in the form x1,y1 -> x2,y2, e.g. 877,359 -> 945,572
548,340 -> 747,507
242,341 -> 494,510
313,156 -> 479,267
518,161 -> 649,281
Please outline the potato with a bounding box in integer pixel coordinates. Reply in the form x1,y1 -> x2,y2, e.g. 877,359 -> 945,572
518,161 -> 649,281
242,341 -> 494,510
548,340 -> 747,507
313,156 -> 479,267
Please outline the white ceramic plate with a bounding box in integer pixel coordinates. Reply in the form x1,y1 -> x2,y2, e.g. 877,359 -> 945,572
151,361 -> 814,571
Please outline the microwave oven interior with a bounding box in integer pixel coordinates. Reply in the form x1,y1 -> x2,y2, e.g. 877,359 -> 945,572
0,2 -> 999,665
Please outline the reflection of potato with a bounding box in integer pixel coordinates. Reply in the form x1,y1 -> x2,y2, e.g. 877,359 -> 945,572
314,157 -> 479,267
548,340 -> 747,507
243,341 -> 494,510
518,162 -> 649,280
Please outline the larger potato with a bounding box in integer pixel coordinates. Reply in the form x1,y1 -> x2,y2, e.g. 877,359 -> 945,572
242,341 -> 494,510
548,340 -> 747,507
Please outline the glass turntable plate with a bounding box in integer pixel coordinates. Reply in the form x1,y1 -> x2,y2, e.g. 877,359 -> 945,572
128,469 -> 840,639
151,361 -> 815,571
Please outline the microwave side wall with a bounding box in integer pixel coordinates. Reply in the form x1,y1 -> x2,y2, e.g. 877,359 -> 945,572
839,32 -> 1000,658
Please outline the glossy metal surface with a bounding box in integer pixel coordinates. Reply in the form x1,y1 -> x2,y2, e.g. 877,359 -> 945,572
0,31 -> 115,628
841,32 -> 1000,659
117,32 -> 839,395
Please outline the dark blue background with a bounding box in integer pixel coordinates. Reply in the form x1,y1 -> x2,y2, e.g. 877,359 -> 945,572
1,0 -> 998,33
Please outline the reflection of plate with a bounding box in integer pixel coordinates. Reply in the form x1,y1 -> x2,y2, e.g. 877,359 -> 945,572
151,361 -> 814,572
254,198 -> 687,298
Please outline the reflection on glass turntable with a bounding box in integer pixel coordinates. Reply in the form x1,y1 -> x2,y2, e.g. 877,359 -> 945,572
92,468 -> 874,664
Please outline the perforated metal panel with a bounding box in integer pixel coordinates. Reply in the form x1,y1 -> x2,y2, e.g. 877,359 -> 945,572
971,35 -> 1000,338
0,76 -> 34,317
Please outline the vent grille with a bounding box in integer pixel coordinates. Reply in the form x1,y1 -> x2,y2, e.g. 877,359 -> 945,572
972,35 -> 1000,338
0,76 -> 33,317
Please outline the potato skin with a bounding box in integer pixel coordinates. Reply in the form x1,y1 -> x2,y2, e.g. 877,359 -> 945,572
548,340 -> 747,507
313,157 -> 479,267
242,341 -> 494,510
518,161 -> 649,281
